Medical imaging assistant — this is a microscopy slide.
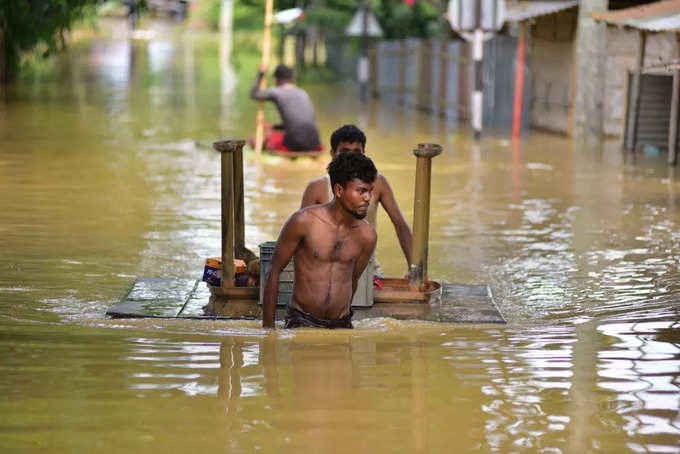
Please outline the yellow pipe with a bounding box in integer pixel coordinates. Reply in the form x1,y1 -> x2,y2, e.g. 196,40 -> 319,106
409,143 -> 442,291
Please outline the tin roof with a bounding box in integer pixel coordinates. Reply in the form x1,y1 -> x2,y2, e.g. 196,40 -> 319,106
505,1 -> 578,23
591,0 -> 680,32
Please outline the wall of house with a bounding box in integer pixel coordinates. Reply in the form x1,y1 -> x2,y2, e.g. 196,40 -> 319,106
529,9 -> 577,135
603,28 -> 678,138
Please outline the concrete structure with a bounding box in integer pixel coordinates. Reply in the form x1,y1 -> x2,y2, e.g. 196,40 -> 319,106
521,7 -> 579,135
593,0 -> 680,163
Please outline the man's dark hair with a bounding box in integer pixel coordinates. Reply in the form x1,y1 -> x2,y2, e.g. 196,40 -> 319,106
327,151 -> 377,189
330,125 -> 366,152
273,64 -> 293,81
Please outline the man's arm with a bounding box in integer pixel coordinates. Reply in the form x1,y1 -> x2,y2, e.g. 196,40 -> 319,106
262,212 -> 305,328
250,71 -> 273,101
376,175 -> 413,269
351,227 -> 378,295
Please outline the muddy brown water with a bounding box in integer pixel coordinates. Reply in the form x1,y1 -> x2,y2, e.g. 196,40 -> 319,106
0,20 -> 678,453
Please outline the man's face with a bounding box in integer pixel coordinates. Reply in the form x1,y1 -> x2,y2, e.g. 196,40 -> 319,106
336,178 -> 374,219
331,141 -> 364,159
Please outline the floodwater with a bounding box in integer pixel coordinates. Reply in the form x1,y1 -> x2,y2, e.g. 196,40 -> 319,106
1,19 -> 679,453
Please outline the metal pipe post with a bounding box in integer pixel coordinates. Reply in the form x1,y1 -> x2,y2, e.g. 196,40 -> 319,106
359,0 -> 370,102
213,139 -> 245,287
512,22 -> 526,140
472,29 -> 484,140
409,143 -> 442,291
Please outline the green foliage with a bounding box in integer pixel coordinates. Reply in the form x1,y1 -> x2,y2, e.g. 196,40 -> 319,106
0,0 -> 106,81
303,0 -> 356,35
375,0 -> 441,39
191,0 -> 441,38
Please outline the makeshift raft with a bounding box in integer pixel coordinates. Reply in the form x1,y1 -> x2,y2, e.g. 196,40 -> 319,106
106,139 -> 505,325
107,278 -> 504,323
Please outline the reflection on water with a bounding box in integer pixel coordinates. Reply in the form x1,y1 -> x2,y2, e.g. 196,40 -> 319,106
94,323 -> 677,452
0,17 -> 678,453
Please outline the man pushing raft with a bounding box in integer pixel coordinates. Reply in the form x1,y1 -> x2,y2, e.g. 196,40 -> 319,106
262,152 -> 378,329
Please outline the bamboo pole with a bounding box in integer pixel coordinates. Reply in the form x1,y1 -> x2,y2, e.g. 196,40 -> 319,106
254,0 -> 275,155
214,139 -> 245,287
409,143 -> 442,291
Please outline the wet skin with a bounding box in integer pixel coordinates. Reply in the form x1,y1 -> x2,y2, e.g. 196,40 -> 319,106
300,141 -> 413,271
262,179 -> 377,328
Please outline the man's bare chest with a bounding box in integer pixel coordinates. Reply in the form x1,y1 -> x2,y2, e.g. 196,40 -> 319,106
301,228 -> 363,263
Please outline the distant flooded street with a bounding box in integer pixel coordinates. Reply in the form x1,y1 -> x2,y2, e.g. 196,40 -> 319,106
1,18 -> 678,453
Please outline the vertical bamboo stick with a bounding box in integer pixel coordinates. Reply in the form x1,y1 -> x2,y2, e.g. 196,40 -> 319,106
409,143 -> 442,291
254,0 -> 275,155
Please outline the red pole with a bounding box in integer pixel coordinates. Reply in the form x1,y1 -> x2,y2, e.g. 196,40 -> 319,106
512,22 -> 526,140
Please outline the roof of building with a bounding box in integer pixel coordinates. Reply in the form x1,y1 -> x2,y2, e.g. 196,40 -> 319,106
505,1 -> 578,23
591,0 -> 680,32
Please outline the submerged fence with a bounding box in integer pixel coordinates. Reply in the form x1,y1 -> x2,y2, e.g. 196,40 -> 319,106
327,36 -> 531,133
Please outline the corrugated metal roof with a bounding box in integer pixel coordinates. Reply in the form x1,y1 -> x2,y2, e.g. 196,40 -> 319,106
505,1 -> 578,23
591,0 -> 680,32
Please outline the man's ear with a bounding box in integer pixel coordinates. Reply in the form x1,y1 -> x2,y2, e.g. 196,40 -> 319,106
333,183 -> 344,199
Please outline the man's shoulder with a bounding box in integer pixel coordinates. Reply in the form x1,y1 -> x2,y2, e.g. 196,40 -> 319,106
296,204 -> 327,220
355,219 -> 377,243
307,175 -> 328,188
373,173 -> 390,196
302,176 -> 330,203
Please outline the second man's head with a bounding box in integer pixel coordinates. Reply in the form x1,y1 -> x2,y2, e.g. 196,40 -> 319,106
330,125 -> 366,159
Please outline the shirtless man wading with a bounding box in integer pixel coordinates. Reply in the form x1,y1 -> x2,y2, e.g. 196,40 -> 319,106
301,125 -> 413,274
262,152 -> 378,329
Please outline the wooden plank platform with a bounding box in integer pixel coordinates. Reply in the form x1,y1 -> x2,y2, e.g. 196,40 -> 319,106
106,278 -> 505,324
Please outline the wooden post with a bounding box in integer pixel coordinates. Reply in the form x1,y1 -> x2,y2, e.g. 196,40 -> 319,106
213,139 -> 245,287
409,143 -> 442,291
669,70 -> 679,166
254,0 -> 274,155
626,31 -> 646,151
232,142 -> 246,256
512,22 -> 527,140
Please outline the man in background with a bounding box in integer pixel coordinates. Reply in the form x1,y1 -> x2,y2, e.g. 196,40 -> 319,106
250,63 -> 321,152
